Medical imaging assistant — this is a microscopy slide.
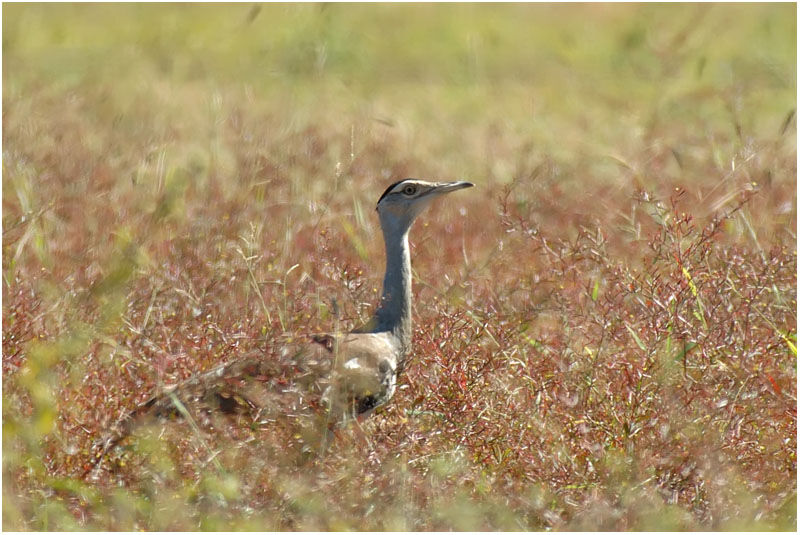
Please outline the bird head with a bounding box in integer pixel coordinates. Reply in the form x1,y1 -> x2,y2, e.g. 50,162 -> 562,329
375,179 -> 474,234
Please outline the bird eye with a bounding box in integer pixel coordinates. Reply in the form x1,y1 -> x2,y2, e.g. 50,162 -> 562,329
402,185 -> 417,195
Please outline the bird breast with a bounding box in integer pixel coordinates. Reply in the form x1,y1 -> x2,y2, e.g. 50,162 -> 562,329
321,332 -> 402,422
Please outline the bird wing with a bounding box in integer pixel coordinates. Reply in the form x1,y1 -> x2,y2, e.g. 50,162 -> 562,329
82,331 -> 402,478
82,340 -> 332,478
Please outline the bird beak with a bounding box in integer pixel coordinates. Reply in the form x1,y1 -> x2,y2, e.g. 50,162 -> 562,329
429,181 -> 475,195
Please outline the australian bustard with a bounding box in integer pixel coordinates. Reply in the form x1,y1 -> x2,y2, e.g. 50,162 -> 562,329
82,179 -> 473,477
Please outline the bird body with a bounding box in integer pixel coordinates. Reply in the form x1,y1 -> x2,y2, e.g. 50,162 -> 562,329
83,179 -> 472,477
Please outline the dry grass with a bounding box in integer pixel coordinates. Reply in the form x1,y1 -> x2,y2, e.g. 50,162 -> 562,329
2,3 -> 796,530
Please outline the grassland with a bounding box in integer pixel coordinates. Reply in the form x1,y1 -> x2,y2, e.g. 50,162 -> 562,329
2,3 -> 796,530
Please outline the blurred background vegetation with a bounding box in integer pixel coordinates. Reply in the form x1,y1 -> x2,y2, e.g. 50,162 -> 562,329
4,3 -> 795,183
2,3 -> 796,530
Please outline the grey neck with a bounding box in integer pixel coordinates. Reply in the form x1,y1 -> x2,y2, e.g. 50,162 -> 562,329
373,222 -> 413,356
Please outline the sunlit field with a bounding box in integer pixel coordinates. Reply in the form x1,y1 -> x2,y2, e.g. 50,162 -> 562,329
2,3 -> 796,530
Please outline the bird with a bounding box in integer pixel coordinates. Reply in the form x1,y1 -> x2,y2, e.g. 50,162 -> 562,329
81,178 -> 473,478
